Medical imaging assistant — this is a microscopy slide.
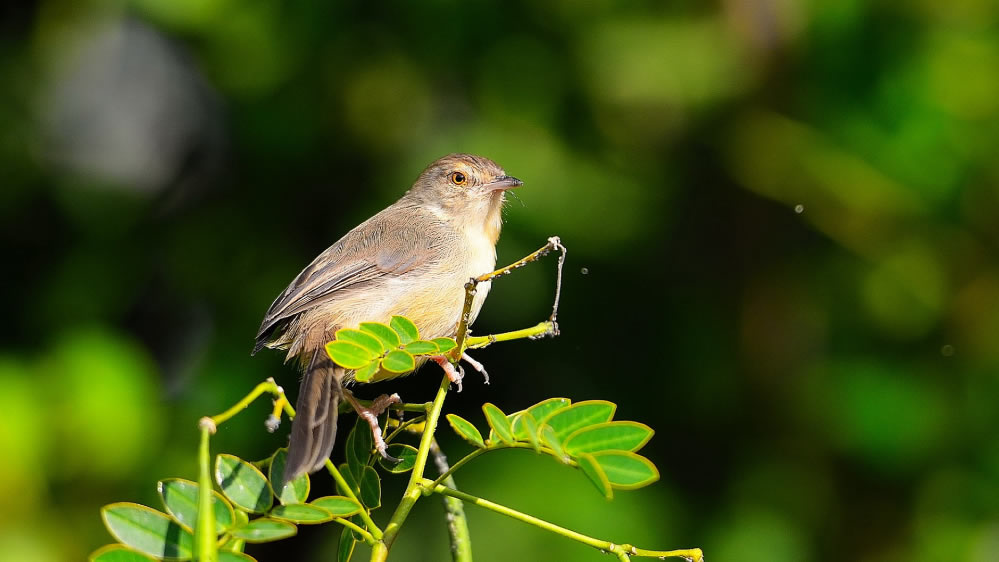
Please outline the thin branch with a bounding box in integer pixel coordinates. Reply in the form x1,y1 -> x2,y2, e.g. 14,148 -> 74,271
430,441 -> 473,562
453,236 -> 566,356
371,375 -> 452,561
423,482 -> 703,562
331,516 -> 376,544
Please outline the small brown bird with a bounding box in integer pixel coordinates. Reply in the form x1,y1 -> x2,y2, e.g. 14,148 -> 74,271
253,154 -> 522,481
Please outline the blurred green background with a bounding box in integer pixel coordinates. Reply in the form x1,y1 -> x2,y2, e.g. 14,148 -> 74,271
2,0 -> 999,560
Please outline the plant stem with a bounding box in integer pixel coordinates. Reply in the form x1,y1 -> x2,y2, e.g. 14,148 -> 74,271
323,458 -> 382,541
333,516 -> 376,543
370,375 -> 451,561
423,482 -> 703,562
465,321 -> 558,350
430,441 -> 474,562
195,419 -> 218,562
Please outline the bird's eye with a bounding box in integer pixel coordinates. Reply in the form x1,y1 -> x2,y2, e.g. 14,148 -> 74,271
450,171 -> 467,186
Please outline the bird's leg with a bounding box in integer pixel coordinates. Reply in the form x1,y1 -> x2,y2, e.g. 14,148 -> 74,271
460,352 -> 489,384
342,389 -> 401,463
432,356 -> 464,392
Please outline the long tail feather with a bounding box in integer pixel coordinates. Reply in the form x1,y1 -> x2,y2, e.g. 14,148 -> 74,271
284,350 -> 342,484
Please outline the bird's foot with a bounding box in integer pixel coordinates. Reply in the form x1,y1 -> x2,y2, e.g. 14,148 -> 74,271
460,352 -> 489,384
344,391 -> 401,463
432,356 -> 465,392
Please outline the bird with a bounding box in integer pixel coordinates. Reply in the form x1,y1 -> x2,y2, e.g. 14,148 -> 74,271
253,153 -> 522,482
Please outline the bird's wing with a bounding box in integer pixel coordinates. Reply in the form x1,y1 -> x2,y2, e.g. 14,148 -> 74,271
253,207 -> 442,352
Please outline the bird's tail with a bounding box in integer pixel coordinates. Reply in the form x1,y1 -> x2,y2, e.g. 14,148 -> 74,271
284,349 -> 342,484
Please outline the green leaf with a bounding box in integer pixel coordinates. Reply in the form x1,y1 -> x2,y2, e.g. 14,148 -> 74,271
359,322 -> 400,349
446,414 -> 485,448
525,398 -> 572,425
359,466 -> 381,508
157,478 -> 235,534
591,451 -> 660,489
270,504 -> 334,524
218,552 -> 257,562
230,518 -> 297,542
221,535 -> 245,553
403,340 -> 439,355
380,350 -> 416,373
545,400 -> 616,440
325,341 -> 376,370
268,449 -> 310,505
311,496 -> 362,517
336,463 -> 359,498
563,421 -> 654,455
540,425 -> 570,463
101,503 -> 194,560
519,413 -> 542,453
345,420 -> 373,478
338,526 -> 356,562
576,453 -> 613,499
353,361 -> 380,382
89,544 -> 158,562
482,403 -> 515,445
215,454 -> 273,513
432,337 -> 458,353
378,444 -> 418,473
335,328 -> 387,355
389,315 -> 420,344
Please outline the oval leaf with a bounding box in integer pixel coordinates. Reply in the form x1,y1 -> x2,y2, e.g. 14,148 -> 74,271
270,503 -> 334,524
519,398 -> 571,437
519,413 -> 542,453
540,425 -> 570,464
380,350 -> 416,374
358,322 -> 400,349
378,443 -> 418,473
89,545 -> 158,562
345,420 -> 373,478
230,518 -> 297,542
432,337 -> 458,353
268,449 -> 310,505
335,463 -> 359,498
482,403 -> 515,445
359,466 -> 381,508
563,421 -> 654,456
215,454 -> 273,513
591,451 -> 660,489
311,496 -> 362,517
446,414 -> 485,448
544,400 -> 616,440
325,341 -> 375,370
335,328 -> 386,355
101,503 -> 194,560
157,478 -> 235,534
338,526 -> 356,562
576,453 -> 613,499
389,316 -> 420,344
403,341 -> 439,355
353,361 -> 380,382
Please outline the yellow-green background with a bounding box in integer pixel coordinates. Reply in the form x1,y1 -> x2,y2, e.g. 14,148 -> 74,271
2,0 -> 998,560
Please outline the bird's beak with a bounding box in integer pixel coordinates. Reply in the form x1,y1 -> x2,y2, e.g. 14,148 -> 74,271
482,175 -> 523,192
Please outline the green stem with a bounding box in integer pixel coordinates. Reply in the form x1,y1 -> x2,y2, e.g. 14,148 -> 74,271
333,516 -> 376,543
465,321 -> 557,350
429,443 -> 576,490
195,419 -> 218,562
423,482 -> 703,562
323,458 -> 382,542
371,375 -> 451,561
209,379 -> 280,426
